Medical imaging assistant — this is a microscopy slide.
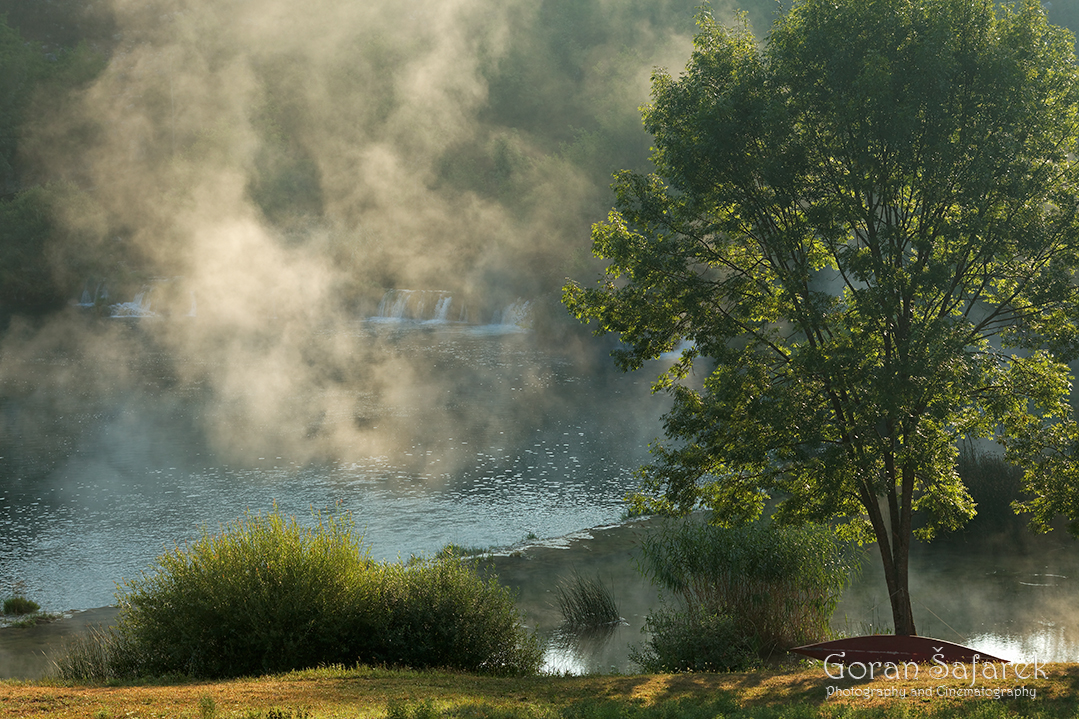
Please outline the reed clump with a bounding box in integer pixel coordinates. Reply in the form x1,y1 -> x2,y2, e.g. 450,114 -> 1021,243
2,595 -> 40,615
555,571 -> 621,629
632,518 -> 859,672
52,506 -> 541,680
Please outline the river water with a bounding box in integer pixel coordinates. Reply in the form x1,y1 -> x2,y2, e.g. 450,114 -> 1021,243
0,313 -> 669,612
2,311 -> 1079,674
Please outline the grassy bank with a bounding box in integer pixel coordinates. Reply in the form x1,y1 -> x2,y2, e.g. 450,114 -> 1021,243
1,663 -> 1076,719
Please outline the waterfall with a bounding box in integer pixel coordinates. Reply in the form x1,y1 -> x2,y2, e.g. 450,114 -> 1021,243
495,299 -> 533,329
76,282 -> 109,308
433,295 -> 453,321
111,289 -> 156,318
374,289 -> 454,322
371,290 -> 533,331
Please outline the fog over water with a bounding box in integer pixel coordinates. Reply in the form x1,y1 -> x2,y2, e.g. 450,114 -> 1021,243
0,0 -> 755,622
0,320 -> 673,611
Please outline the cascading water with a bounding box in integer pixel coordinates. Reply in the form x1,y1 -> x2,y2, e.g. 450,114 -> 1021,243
76,283 -> 109,308
372,289 -> 532,330
375,289 -> 454,321
432,295 -> 453,321
110,288 -> 156,318
107,278 -> 197,319
495,300 -> 532,329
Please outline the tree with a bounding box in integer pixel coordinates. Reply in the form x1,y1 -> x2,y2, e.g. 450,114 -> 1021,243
563,0 -> 1079,637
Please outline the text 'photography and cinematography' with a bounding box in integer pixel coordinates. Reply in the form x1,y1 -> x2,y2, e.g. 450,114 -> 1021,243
822,650 -> 1046,701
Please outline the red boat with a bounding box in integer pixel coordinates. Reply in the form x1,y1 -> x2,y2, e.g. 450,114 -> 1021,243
790,635 -> 1010,664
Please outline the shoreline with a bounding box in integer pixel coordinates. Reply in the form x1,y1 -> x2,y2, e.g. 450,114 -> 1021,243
0,606 -> 122,680
0,518 -> 657,681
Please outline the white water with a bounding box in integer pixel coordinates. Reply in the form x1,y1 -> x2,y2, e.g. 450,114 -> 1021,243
110,289 -> 155,318
373,289 -> 531,329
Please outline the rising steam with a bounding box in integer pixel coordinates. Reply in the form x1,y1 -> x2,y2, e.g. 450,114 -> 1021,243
0,0 -> 725,465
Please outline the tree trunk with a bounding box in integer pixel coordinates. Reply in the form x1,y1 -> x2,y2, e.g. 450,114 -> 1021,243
886,544 -> 917,636
862,473 -> 918,637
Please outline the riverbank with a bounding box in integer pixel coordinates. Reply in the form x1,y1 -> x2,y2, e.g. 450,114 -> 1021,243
0,607 -> 121,681
0,519 -> 657,681
1,663 -> 1075,719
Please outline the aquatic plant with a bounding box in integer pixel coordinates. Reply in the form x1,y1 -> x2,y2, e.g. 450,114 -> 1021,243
554,571 -> 621,629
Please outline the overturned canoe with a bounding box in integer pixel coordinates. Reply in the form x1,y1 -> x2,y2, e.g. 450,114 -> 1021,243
790,635 -> 1010,664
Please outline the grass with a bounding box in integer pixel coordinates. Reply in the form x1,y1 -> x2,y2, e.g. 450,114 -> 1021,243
2,595 -> 40,615
554,572 -> 621,629
1,663 -> 1076,719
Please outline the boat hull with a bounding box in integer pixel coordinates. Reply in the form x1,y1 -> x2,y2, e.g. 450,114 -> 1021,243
790,635 -> 1009,664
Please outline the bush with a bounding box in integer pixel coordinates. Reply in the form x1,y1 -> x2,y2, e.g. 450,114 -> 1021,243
62,506 -> 540,679
2,595 -> 39,615
633,518 -> 859,670
357,558 -> 543,675
630,605 -> 761,673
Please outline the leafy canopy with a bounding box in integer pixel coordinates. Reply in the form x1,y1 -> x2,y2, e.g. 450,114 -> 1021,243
564,0 -> 1079,541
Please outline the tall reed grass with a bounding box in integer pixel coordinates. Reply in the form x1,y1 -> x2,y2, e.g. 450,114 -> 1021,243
955,447 -> 1025,533
53,506 -> 541,680
633,518 -> 859,671
555,572 -> 621,629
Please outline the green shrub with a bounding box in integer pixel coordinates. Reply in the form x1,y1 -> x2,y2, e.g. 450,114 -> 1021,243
64,506 -> 541,680
630,605 -> 761,673
2,595 -> 39,615
554,572 -> 621,629
357,558 -> 543,675
633,518 -> 858,670
115,507 -> 368,677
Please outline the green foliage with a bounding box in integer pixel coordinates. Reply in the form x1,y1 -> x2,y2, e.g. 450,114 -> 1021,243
2,595 -> 40,615
63,506 -> 541,680
554,572 -> 621,629
633,519 -> 858,669
358,558 -> 543,675
631,605 -> 762,673
564,0 -> 1079,636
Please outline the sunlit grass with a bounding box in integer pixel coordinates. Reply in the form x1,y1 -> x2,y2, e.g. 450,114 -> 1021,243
6,663 -> 1077,719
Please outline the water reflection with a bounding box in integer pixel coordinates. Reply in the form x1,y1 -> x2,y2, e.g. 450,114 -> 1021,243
543,624 -> 630,675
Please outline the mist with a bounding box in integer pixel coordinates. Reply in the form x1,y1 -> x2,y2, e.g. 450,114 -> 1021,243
0,0 -> 792,469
